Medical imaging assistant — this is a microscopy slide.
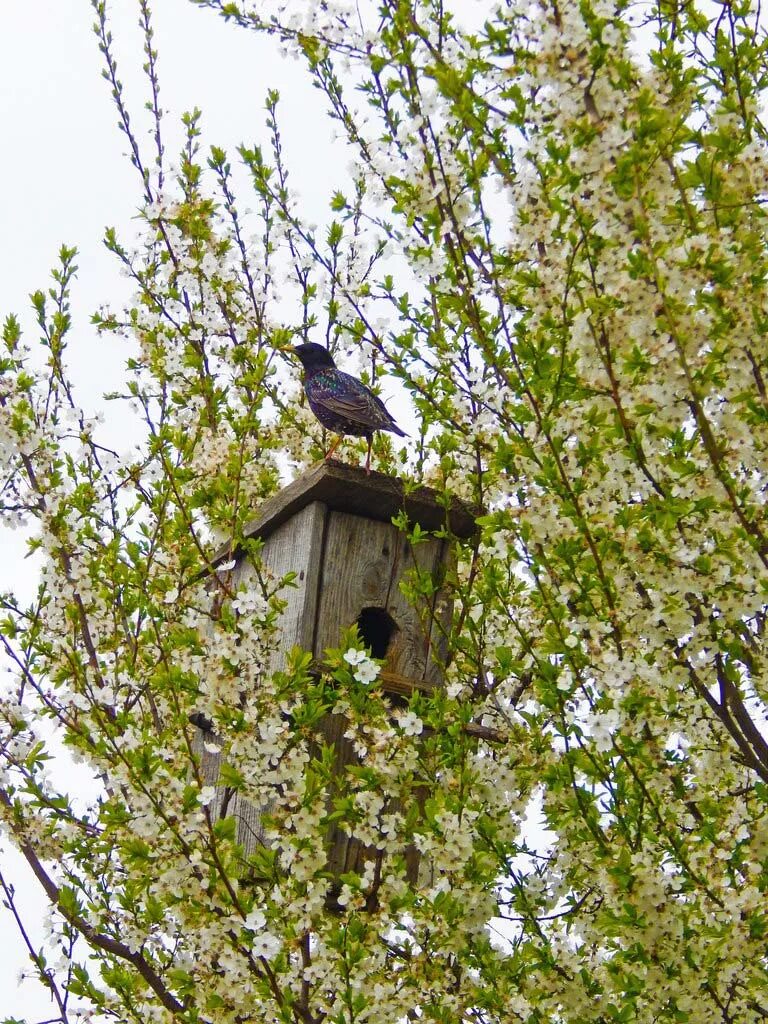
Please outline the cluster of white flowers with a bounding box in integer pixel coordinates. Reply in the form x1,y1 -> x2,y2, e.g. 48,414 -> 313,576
242,908 -> 281,960
342,647 -> 380,685
2,0 -> 768,1020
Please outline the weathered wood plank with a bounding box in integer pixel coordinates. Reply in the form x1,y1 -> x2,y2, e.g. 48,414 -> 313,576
191,729 -> 272,854
235,500 -> 326,673
313,510 -> 444,681
316,711 -> 423,892
381,528 -> 444,683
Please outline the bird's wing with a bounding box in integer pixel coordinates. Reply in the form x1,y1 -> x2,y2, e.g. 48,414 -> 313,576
313,372 -> 405,433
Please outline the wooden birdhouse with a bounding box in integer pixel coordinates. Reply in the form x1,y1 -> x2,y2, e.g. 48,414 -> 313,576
194,459 -> 477,898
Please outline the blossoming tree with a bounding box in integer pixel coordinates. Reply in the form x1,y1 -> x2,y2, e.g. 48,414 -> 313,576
2,0 -> 768,1021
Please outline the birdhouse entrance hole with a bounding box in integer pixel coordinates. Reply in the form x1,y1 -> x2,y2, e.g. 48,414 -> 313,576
356,607 -> 397,659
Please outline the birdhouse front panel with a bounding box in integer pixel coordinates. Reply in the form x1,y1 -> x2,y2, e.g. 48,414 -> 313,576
313,509 -> 449,684
232,501 -> 450,685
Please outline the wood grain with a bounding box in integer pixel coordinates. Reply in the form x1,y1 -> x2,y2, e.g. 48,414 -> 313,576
235,500 -> 326,673
313,509 -> 445,681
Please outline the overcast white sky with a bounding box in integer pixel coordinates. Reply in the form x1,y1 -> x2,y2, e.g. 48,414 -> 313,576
0,2 -> 339,1017
3,1 -> 761,1018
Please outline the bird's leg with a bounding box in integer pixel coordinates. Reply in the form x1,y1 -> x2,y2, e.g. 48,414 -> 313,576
324,435 -> 342,462
365,437 -> 372,475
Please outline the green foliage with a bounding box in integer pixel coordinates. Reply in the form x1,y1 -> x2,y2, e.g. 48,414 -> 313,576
1,0 -> 768,1021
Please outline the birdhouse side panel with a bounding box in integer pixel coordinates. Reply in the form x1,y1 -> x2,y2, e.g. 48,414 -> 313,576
314,511 -> 392,651
234,500 -> 327,674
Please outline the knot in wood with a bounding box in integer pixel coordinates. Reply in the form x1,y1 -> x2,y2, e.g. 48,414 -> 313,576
360,558 -> 391,601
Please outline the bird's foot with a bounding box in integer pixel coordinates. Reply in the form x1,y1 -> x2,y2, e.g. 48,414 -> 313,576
323,435 -> 342,461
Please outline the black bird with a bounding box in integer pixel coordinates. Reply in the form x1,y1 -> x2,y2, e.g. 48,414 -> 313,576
292,342 -> 406,473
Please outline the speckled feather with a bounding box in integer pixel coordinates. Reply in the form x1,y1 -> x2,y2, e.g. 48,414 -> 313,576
293,343 -> 406,441
304,368 -> 405,438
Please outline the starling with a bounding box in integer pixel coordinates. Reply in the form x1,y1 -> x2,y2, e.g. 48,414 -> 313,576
292,342 -> 406,473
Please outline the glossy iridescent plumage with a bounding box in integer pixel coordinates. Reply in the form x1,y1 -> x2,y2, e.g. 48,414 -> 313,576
292,343 -> 406,472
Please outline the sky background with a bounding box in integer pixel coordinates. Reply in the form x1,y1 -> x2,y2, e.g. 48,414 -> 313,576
0,2 -> 339,1017
3,2 -> 761,1019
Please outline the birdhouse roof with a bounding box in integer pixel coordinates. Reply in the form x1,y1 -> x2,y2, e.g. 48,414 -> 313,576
224,460 -> 478,557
